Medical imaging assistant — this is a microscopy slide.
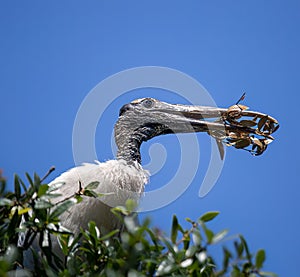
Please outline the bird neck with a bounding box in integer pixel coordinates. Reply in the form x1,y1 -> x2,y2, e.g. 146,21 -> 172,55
116,136 -> 142,164
116,124 -> 161,165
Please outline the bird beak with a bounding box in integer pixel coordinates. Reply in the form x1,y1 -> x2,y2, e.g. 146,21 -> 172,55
156,103 -> 279,159
157,104 -> 224,133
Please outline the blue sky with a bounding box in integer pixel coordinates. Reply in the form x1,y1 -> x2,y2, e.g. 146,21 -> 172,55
1,1 -> 299,275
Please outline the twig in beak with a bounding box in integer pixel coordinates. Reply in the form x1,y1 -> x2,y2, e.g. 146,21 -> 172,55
235,92 -> 246,105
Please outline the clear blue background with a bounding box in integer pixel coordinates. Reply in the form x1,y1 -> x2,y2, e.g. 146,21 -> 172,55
1,1 -> 299,275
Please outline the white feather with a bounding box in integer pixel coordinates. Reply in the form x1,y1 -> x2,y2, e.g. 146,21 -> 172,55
49,159 -> 149,235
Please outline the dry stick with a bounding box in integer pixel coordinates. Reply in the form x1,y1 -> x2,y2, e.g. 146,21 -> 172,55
214,106 -> 278,124
41,166 -> 56,183
235,92 -> 246,105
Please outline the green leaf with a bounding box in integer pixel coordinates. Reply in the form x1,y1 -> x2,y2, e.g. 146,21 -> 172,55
255,249 -> 266,269
234,240 -> 244,258
14,174 -> 21,199
43,193 -> 62,199
146,228 -> 160,247
58,234 -> 70,256
124,216 -> 137,233
85,181 -> 100,190
83,189 -> 98,198
231,265 -> 241,277
126,199 -> 138,212
25,172 -> 33,186
259,271 -> 278,277
222,247 -> 232,270
34,172 -> 41,187
180,258 -> 193,268
205,229 -> 214,244
199,211 -> 220,222
3,245 -> 18,265
171,215 -> 179,244
37,184 -> 49,197
50,199 -> 76,220
35,199 -> 53,209
112,205 -> 129,216
240,235 -> 252,262
127,269 -> 144,277
24,185 -> 35,200
0,260 -> 9,273
186,245 -> 197,257
201,223 -> 214,244
0,197 -> 13,206
75,194 -> 83,203
18,177 -> 27,193
185,217 -> 194,224
88,221 -> 100,240
8,209 -> 20,236
99,229 -> 120,241
161,237 -> 176,256
47,182 -> 65,192
47,223 -> 73,235
212,229 -> 228,244
14,174 -> 26,192
18,207 -> 32,215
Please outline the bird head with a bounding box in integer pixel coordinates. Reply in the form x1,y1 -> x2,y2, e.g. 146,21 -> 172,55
114,98 -> 279,163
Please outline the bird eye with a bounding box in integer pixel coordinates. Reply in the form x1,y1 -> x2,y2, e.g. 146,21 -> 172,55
142,98 -> 154,108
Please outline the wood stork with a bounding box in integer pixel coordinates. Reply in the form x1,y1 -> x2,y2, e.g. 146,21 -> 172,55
20,97 -> 278,267
47,97 -> 278,237
50,97 -> 234,236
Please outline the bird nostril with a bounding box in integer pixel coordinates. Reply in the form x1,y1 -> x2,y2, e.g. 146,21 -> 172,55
119,104 -> 132,116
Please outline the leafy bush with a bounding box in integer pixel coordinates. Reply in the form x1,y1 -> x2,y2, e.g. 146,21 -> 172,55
0,170 -> 277,276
